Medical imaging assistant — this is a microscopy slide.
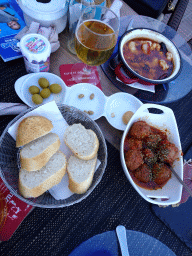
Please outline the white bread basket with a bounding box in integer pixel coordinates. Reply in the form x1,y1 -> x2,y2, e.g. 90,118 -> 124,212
120,103 -> 183,206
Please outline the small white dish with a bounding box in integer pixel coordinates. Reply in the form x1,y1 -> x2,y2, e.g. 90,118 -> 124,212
15,72 -> 68,108
120,103 -> 183,206
65,83 -> 106,121
104,92 -> 143,131
15,73 -> 143,131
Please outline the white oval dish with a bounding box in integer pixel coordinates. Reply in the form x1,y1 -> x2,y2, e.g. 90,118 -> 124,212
14,73 -> 143,131
20,72 -> 67,107
120,103 -> 183,206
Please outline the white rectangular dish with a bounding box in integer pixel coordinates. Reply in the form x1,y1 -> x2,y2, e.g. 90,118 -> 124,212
120,103 -> 183,206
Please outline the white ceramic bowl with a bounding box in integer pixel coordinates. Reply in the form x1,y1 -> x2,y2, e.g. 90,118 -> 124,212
120,103 -> 183,206
119,28 -> 182,84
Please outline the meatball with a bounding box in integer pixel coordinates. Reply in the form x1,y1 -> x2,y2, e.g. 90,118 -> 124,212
124,137 -> 142,151
134,163 -> 152,183
124,149 -> 143,171
143,148 -> 157,165
129,121 -> 151,139
144,133 -> 162,149
152,163 -> 172,185
158,140 -> 179,164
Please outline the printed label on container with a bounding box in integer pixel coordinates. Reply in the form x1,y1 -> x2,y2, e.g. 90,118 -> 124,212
24,57 -> 50,73
25,37 -> 46,53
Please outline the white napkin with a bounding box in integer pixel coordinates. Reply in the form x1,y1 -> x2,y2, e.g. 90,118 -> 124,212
116,76 -> 155,93
8,101 -> 100,200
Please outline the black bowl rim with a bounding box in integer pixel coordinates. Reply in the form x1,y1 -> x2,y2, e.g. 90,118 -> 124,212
118,27 -> 182,84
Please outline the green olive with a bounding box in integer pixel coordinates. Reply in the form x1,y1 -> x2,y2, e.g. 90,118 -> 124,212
29,85 -> 40,95
50,83 -> 62,94
38,77 -> 49,88
40,88 -> 51,98
32,94 -> 43,105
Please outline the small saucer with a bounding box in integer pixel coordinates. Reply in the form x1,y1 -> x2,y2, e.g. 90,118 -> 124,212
15,72 -> 68,108
64,83 -> 106,121
104,92 -> 143,131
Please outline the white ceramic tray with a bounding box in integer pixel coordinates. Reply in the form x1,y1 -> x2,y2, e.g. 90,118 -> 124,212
120,103 -> 183,206
14,72 -> 143,131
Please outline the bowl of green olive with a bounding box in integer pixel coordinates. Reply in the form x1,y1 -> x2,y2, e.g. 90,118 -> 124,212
16,72 -> 67,107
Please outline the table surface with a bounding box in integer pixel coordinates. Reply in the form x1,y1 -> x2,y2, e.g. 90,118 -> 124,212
1,1 -> 192,255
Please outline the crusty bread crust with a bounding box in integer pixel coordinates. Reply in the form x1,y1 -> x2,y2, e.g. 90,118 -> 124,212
20,137 -> 61,171
64,124 -> 99,160
68,170 -> 95,194
16,116 -> 53,147
19,153 -> 67,198
67,156 -> 97,194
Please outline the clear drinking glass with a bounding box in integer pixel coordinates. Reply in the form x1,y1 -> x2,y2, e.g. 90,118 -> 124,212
67,0 -> 96,55
74,5 -> 120,66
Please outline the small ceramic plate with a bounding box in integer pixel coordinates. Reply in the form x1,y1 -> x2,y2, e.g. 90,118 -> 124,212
15,72 -> 68,108
64,83 -> 106,121
104,92 -> 143,131
15,74 -> 143,131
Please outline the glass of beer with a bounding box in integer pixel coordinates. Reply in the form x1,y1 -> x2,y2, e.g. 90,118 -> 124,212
75,5 -> 119,66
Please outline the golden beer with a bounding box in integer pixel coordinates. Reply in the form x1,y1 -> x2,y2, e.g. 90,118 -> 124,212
75,20 -> 117,66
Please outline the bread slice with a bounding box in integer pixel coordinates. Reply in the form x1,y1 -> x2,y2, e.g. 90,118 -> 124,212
19,151 -> 67,198
20,133 -> 60,171
67,155 -> 97,194
16,116 -> 53,147
64,123 -> 99,160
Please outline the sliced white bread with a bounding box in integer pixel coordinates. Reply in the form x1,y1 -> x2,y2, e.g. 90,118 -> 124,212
67,155 -> 97,194
20,133 -> 60,172
64,123 -> 99,160
19,151 -> 67,198
16,116 -> 53,147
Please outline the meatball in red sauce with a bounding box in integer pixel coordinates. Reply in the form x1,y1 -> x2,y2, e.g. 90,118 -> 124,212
153,163 -> 172,185
158,140 -> 179,164
129,121 -> 151,139
142,148 -> 157,165
125,149 -> 143,171
124,137 -> 142,151
124,120 -> 180,190
134,163 -> 152,183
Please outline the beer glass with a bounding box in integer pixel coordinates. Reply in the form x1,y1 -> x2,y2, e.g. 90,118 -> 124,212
75,5 -> 119,66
